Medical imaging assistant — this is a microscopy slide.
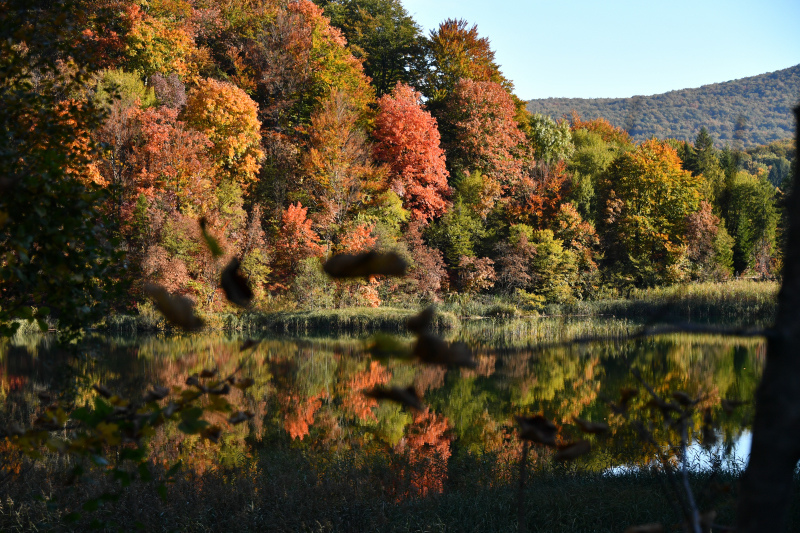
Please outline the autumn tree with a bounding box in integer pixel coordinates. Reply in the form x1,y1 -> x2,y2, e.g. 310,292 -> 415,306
403,220 -> 448,299
551,203 -> 601,297
373,83 -> 451,222
598,139 -> 704,286
301,89 -> 384,237
316,0 -> 426,96
570,113 -> 633,147
495,226 -> 536,293
423,18 -> 509,103
442,79 -> 525,216
506,160 -> 570,228
123,2 -> 198,78
223,0 -> 374,131
181,78 -> 263,188
271,202 -> 325,288
684,200 -> 734,280
130,106 -> 215,215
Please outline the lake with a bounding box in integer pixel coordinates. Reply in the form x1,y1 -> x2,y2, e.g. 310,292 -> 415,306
0,317 -> 765,531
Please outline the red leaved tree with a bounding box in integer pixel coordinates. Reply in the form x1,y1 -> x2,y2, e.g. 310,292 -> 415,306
272,202 -> 325,288
341,361 -> 391,422
444,79 -> 525,216
507,159 -> 570,228
395,409 -> 453,498
373,83 -> 451,222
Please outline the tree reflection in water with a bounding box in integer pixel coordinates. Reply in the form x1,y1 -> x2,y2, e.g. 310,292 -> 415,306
0,320 -> 762,504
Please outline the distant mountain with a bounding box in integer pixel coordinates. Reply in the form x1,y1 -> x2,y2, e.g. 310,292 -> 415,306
526,64 -> 800,148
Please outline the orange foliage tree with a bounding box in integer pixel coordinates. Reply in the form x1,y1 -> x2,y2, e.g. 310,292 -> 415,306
507,160 -> 570,228
271,202 -> 325,288
301,89 -> 383,233
373,83 -> 451,222
424,18 -> 509,101
342,361 -> 391,422
182,78 -> 263,188
395,409 -> 452,498
570,112 -> 632,146
130,106 -> 215,214
124,3 -> 198,77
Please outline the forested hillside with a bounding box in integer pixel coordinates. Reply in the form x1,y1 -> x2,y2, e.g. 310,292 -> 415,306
0,0 -> 788,339
527,65 -> 800,148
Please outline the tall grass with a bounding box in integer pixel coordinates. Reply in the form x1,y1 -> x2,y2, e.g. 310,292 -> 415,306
97,280 -> 778,335
3,445 -> 790,533
234,307 -> 460,334
556,280 -> 778,325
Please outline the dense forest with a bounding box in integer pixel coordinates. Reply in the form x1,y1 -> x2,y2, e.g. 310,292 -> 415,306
0,0 -> 790,338
527,64 -> 800,148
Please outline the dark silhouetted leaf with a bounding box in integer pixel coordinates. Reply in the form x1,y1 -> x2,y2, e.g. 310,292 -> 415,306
413,334 -> 476,368
323,251 -> 407,278
144,283 -> 204,331
144,386 -> 169,403
221,258 -> 253,307
721,398 -> 748,414
228,411 -> 254,425
671,391 -> 695,406
366,333 -> 411,360
209,383 -> 230,395
407,306 -> 435,334
199,217 -> 224,257
554,440 -> 591,461
93,384 -> 112,399
201,425 -> 222,443
573,417 -> 609,434
516,415 -> 557,446
231,377 -> 254,390
620,387 -> 638,405
364,386 -> 425,411
240,339 -> 262,351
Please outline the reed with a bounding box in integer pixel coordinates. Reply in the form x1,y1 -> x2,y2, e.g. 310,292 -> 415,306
2,445 -> 796,533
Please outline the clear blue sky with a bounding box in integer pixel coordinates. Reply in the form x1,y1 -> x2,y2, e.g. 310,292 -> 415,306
401,0 -> 800,100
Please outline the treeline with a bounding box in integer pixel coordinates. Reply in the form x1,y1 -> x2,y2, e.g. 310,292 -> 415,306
527,64 -> 800,148
0,0 -> 786,335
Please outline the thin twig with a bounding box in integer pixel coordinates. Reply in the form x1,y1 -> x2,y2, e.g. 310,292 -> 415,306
680,420 -> 702,533
517,440 -> 529,533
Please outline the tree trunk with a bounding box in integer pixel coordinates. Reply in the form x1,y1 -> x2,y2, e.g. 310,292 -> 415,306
737,105 -> 800,531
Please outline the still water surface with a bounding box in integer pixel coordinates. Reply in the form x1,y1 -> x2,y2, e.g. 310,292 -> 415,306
0,318 -> 763,486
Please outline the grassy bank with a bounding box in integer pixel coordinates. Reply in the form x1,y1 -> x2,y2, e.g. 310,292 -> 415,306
100,280 -> 778,335
553,280 -> 778,325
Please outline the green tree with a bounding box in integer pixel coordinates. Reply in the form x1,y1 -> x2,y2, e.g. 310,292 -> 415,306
315,0 -> 426,96
425,197 -> 483,268
525,113 -> 574,164
567,129 -> 620,224
724,171 -> 778,275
